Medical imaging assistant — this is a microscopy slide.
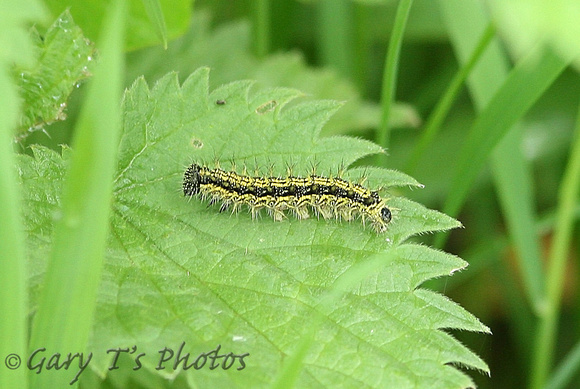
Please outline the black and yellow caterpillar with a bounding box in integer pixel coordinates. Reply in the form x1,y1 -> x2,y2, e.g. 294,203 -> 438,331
183,163 -> 392,233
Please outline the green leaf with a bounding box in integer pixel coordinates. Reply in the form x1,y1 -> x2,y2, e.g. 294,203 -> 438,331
20,69 -> 488,387
0,0 -> 47,68
43,0 -> 191,51
141,0 -> 168,49
126,12 -> 420,136
14,10 -> 95,139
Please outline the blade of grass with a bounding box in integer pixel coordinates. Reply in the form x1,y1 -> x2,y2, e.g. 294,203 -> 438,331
142,0 -> 168,49
537,203 -> 580,236
546,339 -> 580,389
437,3 -> 559,381
28,1 -> 126,387
252,0 -> 270,58
438,0 -> 509,107
490,124 -> 545,314
405,23 -> 495,174
376,0 -> 413,166
434,45 -> 569,250
316,0 -> 354,78
433,45 -> 569,313
0,2 -> 46,388
352,3 -> 373,96
532,101 -> 580,389
435,0 -> 547,318
495,254 -> 536,368
0,69 -> 29,389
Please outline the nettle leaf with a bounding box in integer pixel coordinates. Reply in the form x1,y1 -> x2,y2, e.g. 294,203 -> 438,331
14,10 -> 95,140
19,68 -> 489,388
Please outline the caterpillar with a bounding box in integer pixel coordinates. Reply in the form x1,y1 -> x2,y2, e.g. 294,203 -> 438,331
182,163 -> 392,233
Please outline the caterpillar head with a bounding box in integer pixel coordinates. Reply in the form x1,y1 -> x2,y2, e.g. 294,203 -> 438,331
183,164 -> 202,196
381,206 -> 392,224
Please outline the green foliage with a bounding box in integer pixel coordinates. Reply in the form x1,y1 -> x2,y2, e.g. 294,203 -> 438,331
18,68 -> 489,387
487,0 -> 580,69
0,2 -> 48,389
25,2 -> 126,387
0,0 -> 47,67
141,0 -> 169,48
42,0 -> 192,50
14,10 -> 95,139
126,12 -> 420,136
16,1 -> 580,388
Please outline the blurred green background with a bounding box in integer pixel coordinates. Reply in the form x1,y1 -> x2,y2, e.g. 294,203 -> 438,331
13,0 -> 580,388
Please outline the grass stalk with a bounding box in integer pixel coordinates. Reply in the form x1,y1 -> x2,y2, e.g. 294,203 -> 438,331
252,0 -> 270,58
546,339 -> 580,389
316,0 -> 353,78
531,101 -> 580,388
376,0 -> 413,166
0,65 -> 29,389
28,2 -> 126,386
405,23 -> 495,174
